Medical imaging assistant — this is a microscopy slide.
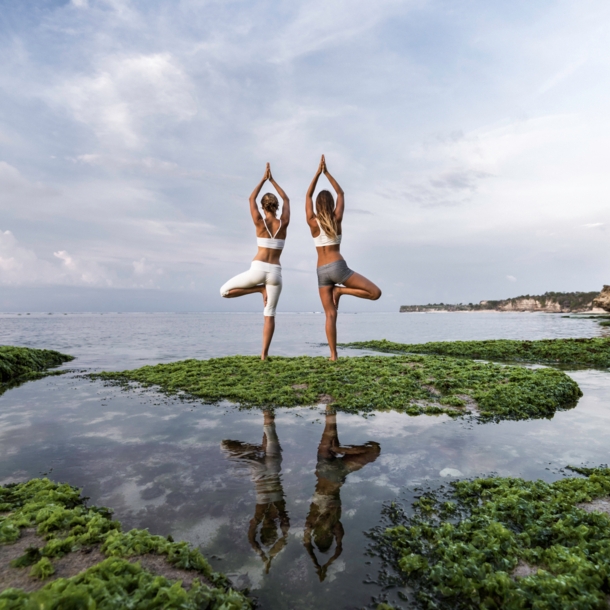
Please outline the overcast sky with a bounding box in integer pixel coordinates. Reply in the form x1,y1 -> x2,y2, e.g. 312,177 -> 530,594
1,0 -> 609,312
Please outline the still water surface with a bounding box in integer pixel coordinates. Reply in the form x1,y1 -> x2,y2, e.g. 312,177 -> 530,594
0,312 -> 609,608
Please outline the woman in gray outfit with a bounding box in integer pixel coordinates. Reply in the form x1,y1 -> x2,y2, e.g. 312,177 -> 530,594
305,155 -> 381,360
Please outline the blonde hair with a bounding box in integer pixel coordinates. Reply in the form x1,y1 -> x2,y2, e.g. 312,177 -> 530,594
261,193 -> 279,217
315,190 -> 337,239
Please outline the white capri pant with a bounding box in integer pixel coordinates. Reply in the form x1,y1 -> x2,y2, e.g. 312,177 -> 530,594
220,261 -> 282,317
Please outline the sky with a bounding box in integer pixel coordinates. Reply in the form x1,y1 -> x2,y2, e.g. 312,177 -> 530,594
0,0 -> 609,312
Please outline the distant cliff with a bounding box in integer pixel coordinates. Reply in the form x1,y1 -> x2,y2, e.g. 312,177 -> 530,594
593,286 -> 610,312
400,291 -> 601,313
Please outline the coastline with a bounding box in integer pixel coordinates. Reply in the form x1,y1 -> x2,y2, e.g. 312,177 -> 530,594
399,308 -> 609,314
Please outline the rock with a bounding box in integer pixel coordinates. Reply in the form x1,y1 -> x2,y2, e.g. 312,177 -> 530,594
593,286 -> 610,312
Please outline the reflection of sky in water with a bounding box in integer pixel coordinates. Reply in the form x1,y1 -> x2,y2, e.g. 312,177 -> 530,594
0,313 -> 609,608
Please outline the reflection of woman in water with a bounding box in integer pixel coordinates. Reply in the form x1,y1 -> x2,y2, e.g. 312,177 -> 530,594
306,155 -> 381,360
220,164 -> 290,360
221,410 -> 289,573
303,406 -> 381,581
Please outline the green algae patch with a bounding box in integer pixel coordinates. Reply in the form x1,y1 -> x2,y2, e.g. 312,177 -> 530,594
94,355 -> 581,422
0,478 -> 252,609
0,346 -> 74,389
370,468 -> 610,609
342,337 -> 610,368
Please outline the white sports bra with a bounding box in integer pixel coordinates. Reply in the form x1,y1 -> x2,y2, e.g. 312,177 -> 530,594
313,219 -> 342,247
257,218 -> 285,250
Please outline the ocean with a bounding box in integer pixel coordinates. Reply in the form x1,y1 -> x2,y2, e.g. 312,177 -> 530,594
1,312 -> 609,608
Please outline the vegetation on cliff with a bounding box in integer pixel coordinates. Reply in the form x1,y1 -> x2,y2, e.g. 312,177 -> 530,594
0,346 -> 73,384
342,338 -> 610,368
0,478 -> 251,609
370,467 -> 610,609
400,291 -> 600,313
94,355 -> 581,422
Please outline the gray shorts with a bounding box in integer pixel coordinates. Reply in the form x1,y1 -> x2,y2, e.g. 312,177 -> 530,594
317,260 -> 354,287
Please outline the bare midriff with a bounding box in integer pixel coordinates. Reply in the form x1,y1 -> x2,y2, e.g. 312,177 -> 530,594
316,244 -> 344,268
253,247 -> 283,265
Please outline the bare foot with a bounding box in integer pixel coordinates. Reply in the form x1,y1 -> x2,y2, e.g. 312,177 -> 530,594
261,285 -> 268,307
329,354 -> 338,361
332,286 -> 342,310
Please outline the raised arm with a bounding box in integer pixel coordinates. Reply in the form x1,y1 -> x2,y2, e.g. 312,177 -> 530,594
249,164 -> 270,225
305,156 -> 325,228
322,156 -> 344,222
267,166 -> 290,225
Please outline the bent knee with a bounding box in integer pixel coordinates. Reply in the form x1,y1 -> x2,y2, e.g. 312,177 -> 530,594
371,287 -> 382,300
264,305 -> 277,317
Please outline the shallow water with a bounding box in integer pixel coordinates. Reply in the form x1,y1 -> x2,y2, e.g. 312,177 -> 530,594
0,312 -> 609,608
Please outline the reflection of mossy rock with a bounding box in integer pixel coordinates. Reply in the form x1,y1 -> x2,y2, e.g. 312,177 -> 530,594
371,467 -> 610,609
593,285 -> 610,312
0,479 -> 252,609
0,346 -> 73,383
343,338 -> 610,368
95,355 -> 582,422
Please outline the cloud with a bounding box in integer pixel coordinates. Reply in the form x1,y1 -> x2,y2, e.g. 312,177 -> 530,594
0,162 -> 59,199
74,154 -> 240,182
272,0 -> 417,62
582,222 -> 604,229
0,230 -> 111,286
348,208 -> 374,215
506,276 -> 517,282
50,53 -> 197,149
410,168 -> 493,208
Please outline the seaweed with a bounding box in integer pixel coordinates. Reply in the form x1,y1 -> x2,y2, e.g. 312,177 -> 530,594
29,557 -> 54,580
369,468 -> 610,609
0,478 -> 252,608
94,355 -> 582,422
0,346 -> 74,397
341,338 -> 610,368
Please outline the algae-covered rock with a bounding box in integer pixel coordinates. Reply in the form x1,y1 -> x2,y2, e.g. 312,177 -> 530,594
94,354 -> 582,422
0,346 -> 73,384
370,467 -> 610,609
593,285 -> 610,312
0,478 -> 252,609
342,337 -> 610,368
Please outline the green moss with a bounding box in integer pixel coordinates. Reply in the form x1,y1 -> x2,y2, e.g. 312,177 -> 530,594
9,547 -> 41,568
342,338 -> 610,368
370,468 -> 610,609
2,557 -> 249,609
0,479 -> 251,609
29,557 -> 54,580
599,321 -> 610,327
0,346 -> 74,397
94,355 -> 582,422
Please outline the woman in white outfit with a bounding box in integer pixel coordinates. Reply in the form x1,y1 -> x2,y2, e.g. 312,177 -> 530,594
220,163 -> 290,360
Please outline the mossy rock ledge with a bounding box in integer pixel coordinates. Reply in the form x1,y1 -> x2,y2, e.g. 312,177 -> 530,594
371,467 -> 610,610
0,346 -> 74,389
94,355 -> 582,422
342,337 -> 610,369
0,478 -> 252,609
